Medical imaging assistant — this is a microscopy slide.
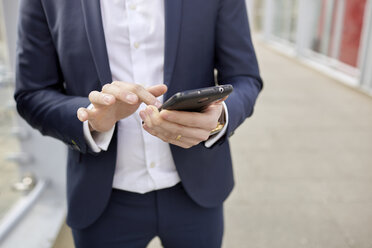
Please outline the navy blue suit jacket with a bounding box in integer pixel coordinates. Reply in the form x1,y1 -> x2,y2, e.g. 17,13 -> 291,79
15,0 -> 262,229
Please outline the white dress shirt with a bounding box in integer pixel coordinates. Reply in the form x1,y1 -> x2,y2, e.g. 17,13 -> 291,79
83,0 -> 228,194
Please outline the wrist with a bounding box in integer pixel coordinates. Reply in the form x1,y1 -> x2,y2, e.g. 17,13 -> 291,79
88,120 -> 117,133
88,121 -> 96,132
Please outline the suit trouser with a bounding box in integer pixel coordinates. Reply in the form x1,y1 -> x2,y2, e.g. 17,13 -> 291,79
71,183 -> 224,248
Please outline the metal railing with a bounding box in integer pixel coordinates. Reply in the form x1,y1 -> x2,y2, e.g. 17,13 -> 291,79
0,1 -> 68,247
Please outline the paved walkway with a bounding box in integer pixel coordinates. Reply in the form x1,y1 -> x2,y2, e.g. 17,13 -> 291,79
54,40 -> 372,248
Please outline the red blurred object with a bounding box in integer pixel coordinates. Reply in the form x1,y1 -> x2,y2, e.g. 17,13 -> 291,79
316,0 -> 366,67
339,0 -> 366,67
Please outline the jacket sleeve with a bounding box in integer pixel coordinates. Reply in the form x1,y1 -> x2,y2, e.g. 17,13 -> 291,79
14,0 -> 93,154
214,0 -> 263,142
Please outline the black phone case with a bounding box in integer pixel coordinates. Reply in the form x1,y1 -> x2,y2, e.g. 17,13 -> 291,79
160,85 -> 233,112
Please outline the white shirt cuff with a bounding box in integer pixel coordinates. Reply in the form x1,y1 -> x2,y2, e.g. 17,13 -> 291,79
204,102 -> 229,148
83,104 -> 115,153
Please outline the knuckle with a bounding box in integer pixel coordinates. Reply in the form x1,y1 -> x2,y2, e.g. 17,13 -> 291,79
151,119 -> 159,126
146,122 -> 153,128
202,132 -> 210,141
165,131 -> 174,139
184,144 -> 192,149
102,84 -> 111,92
152,117 -> 162,126
203,136 -> 209,142
132,84 -> 143,92
88,91 -> 98,100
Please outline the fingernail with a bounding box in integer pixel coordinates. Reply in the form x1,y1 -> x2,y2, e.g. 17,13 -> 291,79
78,110 -> 86,120
103,95 -> 111,104
126,93 -> 138,104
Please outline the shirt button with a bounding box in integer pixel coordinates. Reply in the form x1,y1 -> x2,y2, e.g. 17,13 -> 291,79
129,4 -> 137,10
150,162 -> 156,168
134,42 -> 140,49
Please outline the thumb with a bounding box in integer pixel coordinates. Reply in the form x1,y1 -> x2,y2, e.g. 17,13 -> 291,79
147,84 -> 168,97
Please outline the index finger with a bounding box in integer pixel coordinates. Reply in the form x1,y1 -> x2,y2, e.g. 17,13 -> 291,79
130,84 -> 162,108
110,81 -> 162,107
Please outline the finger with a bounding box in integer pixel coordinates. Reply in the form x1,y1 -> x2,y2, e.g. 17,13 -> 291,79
128,84 -> 162,108
109,81 -> 164,107
77,108 -> 88,122
102,83 -> 139,105
141,106 -> 210,142
77,107 -> 96,122
169,134 -> 203,148
159,108 -> 219,131
142,123 -> 197,149
140,108 -> 203,149
202,102 -> 223,118
147,84 -> 168,98
204,102 -> 223,122
139,109 -> 153,128
88,91 -> 115,107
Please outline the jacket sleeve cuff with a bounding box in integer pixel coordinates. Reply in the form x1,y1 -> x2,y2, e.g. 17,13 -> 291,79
204,102 -> 229,148
83,104 -> 115,152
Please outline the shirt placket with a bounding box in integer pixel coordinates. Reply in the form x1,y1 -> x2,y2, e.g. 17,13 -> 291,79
126,0 -> 159,189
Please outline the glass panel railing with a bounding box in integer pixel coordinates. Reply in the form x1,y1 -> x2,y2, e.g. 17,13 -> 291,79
271,0 -> 299,43
0,4 -> 22,222
0,65 -> 23,222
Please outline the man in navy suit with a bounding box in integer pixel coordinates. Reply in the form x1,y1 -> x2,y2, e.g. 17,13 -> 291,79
15,0 -> 262,247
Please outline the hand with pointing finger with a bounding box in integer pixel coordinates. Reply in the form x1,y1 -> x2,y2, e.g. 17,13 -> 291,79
77,81 -> 167,132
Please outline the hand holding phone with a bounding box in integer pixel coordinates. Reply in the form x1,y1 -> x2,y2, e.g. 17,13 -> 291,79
159,84 -> 233,112
139,84 -> 232,149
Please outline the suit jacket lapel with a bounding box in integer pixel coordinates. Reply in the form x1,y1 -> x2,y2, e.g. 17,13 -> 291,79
164,0 -> 183,88
80,0 -> 182,87
80,0 -> 112,85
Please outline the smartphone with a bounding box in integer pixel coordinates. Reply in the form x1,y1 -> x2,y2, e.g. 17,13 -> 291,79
159,84 -> 233,112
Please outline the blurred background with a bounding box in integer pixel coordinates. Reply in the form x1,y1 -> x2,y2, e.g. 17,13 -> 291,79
0,0 -> 371,247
